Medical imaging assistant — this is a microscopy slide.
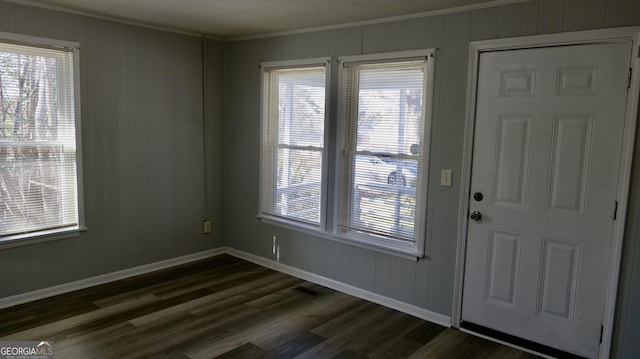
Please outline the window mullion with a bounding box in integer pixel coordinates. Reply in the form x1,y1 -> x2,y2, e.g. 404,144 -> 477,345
276,144 -> 323,151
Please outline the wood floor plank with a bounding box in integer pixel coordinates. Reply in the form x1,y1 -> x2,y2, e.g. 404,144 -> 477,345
110,299 -> 254,358
93,260 -> 256,307
0,295 -> 100,336
54,322 -> 138,358
52,288 -> 216,340
403,320 -> 448,345
333,349 -> 370,359
116,285 -> 323,358
0,254 -> 540,359
152,262 -> 263,299
249,293 -> 362,349
310,300 -> 382,338
186,291 -> 346,359
407,328 -> 531,359
296,305 -> 402,358
371,337 -> 425,359
350,312 -> 426,357
264,329 -> 326,358
0,294 -> 160,341
129,270 -> 291,327
212,342 -> 267,359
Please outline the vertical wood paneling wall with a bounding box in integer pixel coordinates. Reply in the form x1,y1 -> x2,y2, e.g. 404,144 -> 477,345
0,0 -> 639,357
616,80 -> 640,358
223,1 -> 640,357
0,1 -> 225,297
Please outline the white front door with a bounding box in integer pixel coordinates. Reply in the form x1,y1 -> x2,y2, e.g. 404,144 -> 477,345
462,42 -> 632,358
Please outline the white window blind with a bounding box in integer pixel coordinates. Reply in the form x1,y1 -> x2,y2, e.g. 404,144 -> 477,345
0,39 -> 81,239
338,54 -> 433,251
261,61 -> 328,227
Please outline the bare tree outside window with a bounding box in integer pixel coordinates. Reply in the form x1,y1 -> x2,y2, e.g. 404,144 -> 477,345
261,63 -> 328,227
0,42 -> 79,238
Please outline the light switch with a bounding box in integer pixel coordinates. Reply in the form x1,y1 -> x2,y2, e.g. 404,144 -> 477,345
441,169 -> 452,187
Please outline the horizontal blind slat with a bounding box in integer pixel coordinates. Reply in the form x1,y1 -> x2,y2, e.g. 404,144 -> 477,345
261,64 -> 327,226
0,41 -> 79,238
339,59 -> 427,244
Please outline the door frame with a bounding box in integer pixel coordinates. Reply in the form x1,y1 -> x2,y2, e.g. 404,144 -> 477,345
453,26 -> 640,358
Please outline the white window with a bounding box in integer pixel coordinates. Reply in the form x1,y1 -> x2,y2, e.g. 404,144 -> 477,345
260,58 -> 330,228
337,50 -> 435,256
0,33 -> 83,242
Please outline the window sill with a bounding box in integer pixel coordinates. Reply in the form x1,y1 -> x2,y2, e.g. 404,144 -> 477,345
0,226 -> 87,249
257,214 -> 421,261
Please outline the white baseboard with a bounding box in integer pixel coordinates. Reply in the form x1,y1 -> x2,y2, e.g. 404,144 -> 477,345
1,245 -> 452,330
226,247 -> 452,328
0,247 -> 226,310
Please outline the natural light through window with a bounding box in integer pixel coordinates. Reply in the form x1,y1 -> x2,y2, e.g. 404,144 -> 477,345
0,34 -> 82,241
338,50 -> 434,255
259,51 -> 433,257
260,59 -> 329,227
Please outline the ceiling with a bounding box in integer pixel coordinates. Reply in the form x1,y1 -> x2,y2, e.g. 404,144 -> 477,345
17,0 -> 520,39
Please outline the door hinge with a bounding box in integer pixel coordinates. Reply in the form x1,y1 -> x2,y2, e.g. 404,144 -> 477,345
614,201 -> 619,220
628,68 -> 633,89
600,325 -> 604,343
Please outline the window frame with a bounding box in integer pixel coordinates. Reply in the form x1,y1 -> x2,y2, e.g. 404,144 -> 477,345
0,31 -> 85,247
258,51 -> 435,259
334,49 -> 436,257
258,57 -> 332,231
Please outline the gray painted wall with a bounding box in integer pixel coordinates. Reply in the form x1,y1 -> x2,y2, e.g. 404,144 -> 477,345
615,98 -> 640,357
0,0 -> 639,357
0,1 -> 225,297
223,0 -> 640,357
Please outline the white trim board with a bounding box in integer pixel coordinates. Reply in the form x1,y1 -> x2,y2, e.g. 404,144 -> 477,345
6,0 -> 531,41
0,248 -> 226,310
4,0 -> 209,38
453,26 -> 640,359
229,0 -> 532,41
0,246 -> 451,330
226,247 -> 452,328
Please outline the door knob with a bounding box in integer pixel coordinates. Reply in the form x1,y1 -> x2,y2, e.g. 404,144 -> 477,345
470,211 -> 482,221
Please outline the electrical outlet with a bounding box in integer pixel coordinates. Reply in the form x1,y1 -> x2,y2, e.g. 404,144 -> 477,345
441,169 -> 452,187
203,220 -> 212,234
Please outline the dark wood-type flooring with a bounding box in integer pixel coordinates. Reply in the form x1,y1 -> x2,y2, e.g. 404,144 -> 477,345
0,254 -> 540,358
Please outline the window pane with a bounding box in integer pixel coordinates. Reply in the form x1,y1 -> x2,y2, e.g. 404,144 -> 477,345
350,154 -> 416,240
356,67 -> 423,156
277,71 -> 325,148
261,63 -> 326,227
353,155 -> 418,188
1,146 -> 77,234
339,57 -> 430,247
0,42 -> 79,238
275,148 -> 322,224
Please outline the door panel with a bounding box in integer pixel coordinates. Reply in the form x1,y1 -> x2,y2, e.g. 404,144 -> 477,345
538,238 -> 580,322
486,229 -> 521,307
548,115 -> 592,215
462,42 -> 631,358
494,114 -> 531,207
